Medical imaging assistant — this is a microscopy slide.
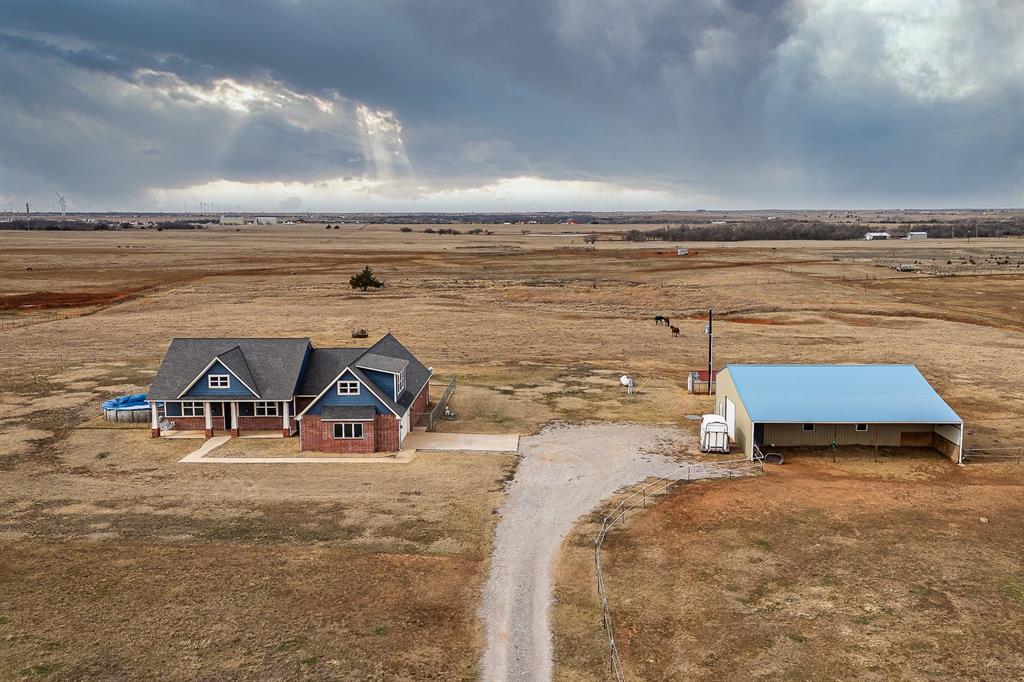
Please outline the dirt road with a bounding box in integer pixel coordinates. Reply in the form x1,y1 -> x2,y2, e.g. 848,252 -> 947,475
478,422 -> 703,681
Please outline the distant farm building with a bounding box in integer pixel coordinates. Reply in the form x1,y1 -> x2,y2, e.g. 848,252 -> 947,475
715,364 -> 963,462
864,232 -> 891,240
255,216 -> 278,225
219,215 -> 245,225
677,247 -> 689,256
687,368 -> 718,394
906,231 -> 928,239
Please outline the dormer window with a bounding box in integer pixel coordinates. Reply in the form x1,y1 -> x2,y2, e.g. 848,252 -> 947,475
397,369 -> 406,395
208,375 -> 230,389
337,380 -> 360,395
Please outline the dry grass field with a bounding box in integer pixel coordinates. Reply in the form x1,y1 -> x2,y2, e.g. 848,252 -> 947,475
2,223 -> 1024,678
553,456 -> 1024,680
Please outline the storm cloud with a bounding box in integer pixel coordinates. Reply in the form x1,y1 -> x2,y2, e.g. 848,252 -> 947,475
0,0 -> 1020,211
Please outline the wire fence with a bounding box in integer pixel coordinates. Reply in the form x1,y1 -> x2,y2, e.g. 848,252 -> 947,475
962,447 -> 1024,463
594,454 -> 765,682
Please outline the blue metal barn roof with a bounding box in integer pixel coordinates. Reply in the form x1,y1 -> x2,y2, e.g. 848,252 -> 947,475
724,364 -> 962,424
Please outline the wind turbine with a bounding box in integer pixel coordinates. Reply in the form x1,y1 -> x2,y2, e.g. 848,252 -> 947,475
55,191 -> 67,216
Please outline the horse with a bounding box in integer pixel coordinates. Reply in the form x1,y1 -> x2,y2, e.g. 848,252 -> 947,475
654,315 -> 666,325
670,326 -> 680,337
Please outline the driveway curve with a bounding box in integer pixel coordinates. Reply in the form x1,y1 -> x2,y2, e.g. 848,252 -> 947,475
478,422 -> 706,681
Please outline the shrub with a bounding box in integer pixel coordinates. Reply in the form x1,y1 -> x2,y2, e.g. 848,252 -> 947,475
350,265 -> 384,291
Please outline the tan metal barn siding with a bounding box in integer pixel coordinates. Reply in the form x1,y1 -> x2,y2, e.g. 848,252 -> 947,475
761,422 -> 932,448
714,368 -> 754,457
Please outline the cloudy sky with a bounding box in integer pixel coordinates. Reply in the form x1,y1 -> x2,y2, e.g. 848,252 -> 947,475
0,0 -> 1021,212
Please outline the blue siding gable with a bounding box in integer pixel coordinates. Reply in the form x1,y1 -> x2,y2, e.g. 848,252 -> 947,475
361,368 -> 396,401
182,360 -> 257,398
304,369 -> 392,416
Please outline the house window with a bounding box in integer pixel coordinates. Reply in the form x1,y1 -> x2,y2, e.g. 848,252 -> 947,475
182,401 -> 205,417
337,381 -> 360,395
397,369 -> 406,395
802,423 -> 815,432
208,375 -> 230,389
254,401 -> 279,417
333,422 -> 364,439
855,423 -> 869,432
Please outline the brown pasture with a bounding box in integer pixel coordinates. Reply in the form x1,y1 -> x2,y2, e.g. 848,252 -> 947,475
1,224 -> 1023,678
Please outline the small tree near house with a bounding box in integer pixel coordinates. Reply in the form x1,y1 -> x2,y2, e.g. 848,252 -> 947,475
350,265 -> 384,291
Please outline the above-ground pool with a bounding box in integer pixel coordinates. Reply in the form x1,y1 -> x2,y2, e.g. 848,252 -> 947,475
102,393 -> 156,423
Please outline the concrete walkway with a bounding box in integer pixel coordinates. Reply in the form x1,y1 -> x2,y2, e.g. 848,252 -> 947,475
175,429 -> 518,464
178,436 -> 231,461
402,430 -> 520,452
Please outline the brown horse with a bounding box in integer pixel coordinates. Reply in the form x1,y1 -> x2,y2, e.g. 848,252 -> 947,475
670,326 -> 680,337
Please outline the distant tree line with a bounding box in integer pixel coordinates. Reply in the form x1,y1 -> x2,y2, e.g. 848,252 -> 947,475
621,217 -> 1024,242
0,219 -> 205,231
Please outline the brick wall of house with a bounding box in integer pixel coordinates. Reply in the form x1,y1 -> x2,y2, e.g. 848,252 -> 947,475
411,382 -> 429,417
375,413 -> 399,452
237,416 -> 295,432
299,415 -> 377,453
295,396 -> 315,413
169,417 -> 225,431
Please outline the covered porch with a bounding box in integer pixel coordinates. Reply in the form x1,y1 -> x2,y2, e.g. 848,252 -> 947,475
151,399 -> 296,438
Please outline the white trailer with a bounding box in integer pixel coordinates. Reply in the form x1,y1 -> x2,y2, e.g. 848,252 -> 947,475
700,414 -> 731,453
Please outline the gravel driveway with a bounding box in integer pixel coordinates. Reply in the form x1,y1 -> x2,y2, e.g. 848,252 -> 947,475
478,422 -> 704,681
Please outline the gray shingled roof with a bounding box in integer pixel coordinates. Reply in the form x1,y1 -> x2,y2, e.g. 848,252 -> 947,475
296,347 -> 366,395
321,405 -> 376,421
149,338 -> 311,401
366,334 -> 432,411
296,335 -> 432,416
217,346 -> 258,394
150,334 -> 432,417
357,353 -> 409,374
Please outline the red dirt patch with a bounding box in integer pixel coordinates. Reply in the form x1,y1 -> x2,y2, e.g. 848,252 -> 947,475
0,290 -> 139,311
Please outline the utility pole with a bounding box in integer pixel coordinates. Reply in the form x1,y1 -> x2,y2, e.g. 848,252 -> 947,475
706,308 -> 714,395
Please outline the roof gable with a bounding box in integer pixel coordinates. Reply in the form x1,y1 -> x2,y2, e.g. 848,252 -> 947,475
180,358 -> 258,398
297,366 -> 399,418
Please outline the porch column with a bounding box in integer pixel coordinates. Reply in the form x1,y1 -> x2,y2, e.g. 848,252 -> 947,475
150,400 -> 160,438
230,401 -> 239,437
282,400 -> 291,437
204,401 -> 213,438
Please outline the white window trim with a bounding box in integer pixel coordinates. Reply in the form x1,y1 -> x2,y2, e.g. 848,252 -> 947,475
337,381 -> 360,396
254,401 -> 279,417
802,423 -> 815,432
855,423 -> 869,432
396,369 -> 406,396
182,401 -> 205,417
333,422 -> 364,439
208,374 -> 230,389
